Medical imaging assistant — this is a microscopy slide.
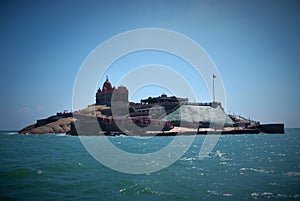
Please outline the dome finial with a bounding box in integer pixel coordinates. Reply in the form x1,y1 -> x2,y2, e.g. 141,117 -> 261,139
102,75 -> 113,91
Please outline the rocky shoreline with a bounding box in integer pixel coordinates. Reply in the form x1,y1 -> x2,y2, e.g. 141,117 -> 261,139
19,109 -> 284,135
18,119 -> 263,136
19,117 -> 75,134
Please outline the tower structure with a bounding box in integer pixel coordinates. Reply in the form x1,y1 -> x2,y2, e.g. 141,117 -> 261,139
95,76 -> 128,106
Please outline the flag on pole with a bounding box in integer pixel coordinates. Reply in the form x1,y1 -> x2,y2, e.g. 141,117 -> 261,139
213,74 -> 216,78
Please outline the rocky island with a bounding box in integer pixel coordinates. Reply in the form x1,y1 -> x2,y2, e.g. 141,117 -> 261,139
19,77 -> 285,135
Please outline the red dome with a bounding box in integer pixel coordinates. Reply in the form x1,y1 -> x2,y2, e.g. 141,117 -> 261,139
102,76 -> 113,91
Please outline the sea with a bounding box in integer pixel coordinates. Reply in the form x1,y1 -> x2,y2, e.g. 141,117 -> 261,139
0,129 -> 299,201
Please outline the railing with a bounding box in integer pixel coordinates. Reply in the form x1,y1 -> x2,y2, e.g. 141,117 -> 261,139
181,102 -> 221,106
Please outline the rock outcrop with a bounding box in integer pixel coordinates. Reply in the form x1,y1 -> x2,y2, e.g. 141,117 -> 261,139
19,117 -> 76,134
18,105 -> 109,134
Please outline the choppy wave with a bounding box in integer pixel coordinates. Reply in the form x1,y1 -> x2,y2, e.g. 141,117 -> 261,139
251,192 -> 300,199
283,171 -> 300,177
240,167 -> 274,174
207,190 -> 233,197
179,157 -> 198,161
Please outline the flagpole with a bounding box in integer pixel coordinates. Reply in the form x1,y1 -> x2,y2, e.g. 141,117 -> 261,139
213,74 -> 215,103
213,76 -> 215,102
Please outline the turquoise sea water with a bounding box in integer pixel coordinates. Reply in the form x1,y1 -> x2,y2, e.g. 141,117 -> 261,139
0,129 -> 299,200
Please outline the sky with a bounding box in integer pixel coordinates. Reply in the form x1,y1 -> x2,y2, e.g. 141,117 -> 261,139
0,0 -> 299,130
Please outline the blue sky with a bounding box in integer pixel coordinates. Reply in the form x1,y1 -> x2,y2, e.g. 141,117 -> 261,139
0,0 -> 299,129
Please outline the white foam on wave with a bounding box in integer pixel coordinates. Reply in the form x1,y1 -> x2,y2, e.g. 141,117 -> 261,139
240,167 -> 274,174
179,157 -> 198,161
5,132 -> 18,135
119,188 -> 126,193
212,150 -> 231,162
283,171 -> 300,177
215,150 -> 225,157
207,190 -> 232,197
251,192 -> 300,199
207,190 -> 219,196
268,182 -> 281,186
54,133 -> 67,136
223,193 -> 232,197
